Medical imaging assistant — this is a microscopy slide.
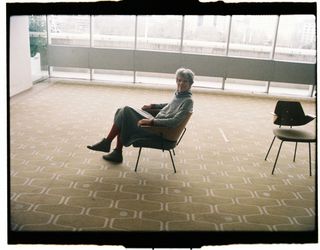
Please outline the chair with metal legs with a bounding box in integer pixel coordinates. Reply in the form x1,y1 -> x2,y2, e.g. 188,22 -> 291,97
132,112 -> 192,173
265,128 -> 316,176
264,100 -> 316,175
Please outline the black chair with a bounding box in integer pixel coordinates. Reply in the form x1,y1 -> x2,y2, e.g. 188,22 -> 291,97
132,112 -> 192,173
265,100 -> 316,175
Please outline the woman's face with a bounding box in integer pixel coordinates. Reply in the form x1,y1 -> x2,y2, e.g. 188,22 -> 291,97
176,76 -> 190,92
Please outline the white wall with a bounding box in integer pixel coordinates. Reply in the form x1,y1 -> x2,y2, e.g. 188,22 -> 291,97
10,16 -> 32,97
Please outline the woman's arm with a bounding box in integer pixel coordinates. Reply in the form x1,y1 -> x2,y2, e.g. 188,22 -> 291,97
153,99 -> 193,128
141,103 -> 168,116
137,118 -> 154,126
151,103 -> 168,109
142,103 -> 168,110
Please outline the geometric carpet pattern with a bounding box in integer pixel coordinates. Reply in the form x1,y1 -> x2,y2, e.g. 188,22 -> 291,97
10,80 -> 317,232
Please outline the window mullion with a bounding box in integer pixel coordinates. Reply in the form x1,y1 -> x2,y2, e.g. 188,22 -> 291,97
133,15 -> 138,83
180,15 -> 185,53
225,15 -> 232,56
266,15 -> 280,93
46,15 -> 52,77
222,15 -> 232,90
270,15 -> 280,60
90,15 -> 93,81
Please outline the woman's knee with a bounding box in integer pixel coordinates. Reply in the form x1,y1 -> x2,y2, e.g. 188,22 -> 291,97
122,106 -> 132,112
116,106 -> 129,114
115,106 -> 131,120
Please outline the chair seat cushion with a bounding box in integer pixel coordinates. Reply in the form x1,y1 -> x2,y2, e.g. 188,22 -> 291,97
273,128 -> 316,142
132,137 -> 176,150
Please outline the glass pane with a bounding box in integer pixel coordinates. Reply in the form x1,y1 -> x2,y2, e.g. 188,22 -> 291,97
51,67 -> 90,79
269,82 -> 310,97
229,15 -> 277,59
275,15 -> 316,63
224,78 -> 267,93
194,76 -> 223,89
93,15 -> 135,49
183,15 -> 229,55
49,15 -> 90,47
135,72 -> 176,85
29,15 -> 49,82
137,15 -> 182,52
93,69 -> 133,83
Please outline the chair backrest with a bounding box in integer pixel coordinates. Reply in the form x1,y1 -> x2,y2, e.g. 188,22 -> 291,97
159,112 -> 192,141
273,100 -> 308,126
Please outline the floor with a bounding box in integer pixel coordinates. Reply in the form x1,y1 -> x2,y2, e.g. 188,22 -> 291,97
9,79 -> 317,244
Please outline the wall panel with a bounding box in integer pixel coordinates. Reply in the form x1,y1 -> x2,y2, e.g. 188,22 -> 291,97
47,45 -> 316,85
134,51 -> 182,73
272,61 -> 315,85
180,54 -> 227,78
90,48 -> 134,71
48,46 -> 89,68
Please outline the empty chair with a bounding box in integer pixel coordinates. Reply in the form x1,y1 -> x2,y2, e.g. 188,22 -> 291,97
265,100 -> 316,175
132,112 -> 192,173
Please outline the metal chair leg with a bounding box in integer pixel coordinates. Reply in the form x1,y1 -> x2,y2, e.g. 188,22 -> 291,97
293,142 -> 298,162
168,150 -> 177,173
135,147 -> 142,172
265,136 -> 276,161
272,140 -> 284,175
308,142 -> 312,176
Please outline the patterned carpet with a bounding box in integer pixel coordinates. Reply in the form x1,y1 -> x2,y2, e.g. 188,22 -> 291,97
9,80 -> 317,244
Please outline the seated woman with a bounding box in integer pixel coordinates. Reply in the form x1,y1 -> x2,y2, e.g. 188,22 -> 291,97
87,68 -> 194,163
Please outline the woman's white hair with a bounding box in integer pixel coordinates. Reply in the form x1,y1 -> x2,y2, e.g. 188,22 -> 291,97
176,68 -> 195,85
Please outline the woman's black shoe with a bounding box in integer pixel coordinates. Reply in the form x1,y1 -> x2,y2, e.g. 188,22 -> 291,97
87,138 -> 111,153
102,149 -> 123,163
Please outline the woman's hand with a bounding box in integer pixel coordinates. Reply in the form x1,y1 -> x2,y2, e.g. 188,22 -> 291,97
141,104 -> 152,110
138,118 -> 153,126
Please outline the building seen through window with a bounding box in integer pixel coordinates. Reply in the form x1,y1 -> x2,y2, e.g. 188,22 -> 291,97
93,15 -> 136,49
136,15 -> 183,52
275,15 -> 316,63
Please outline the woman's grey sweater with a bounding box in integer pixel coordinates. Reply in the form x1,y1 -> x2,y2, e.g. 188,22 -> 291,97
113,90 -> 193,147
153,91 -> 193,128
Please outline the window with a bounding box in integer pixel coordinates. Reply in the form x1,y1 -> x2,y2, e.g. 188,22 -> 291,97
224,78 -> 267,93
93,15 -> 136,49
93,69 -> 133,83
135,72 -> 176,86
193,76 -> 223,89
136,15 -> 183,52
51,67 -> 90,80
275,15 -> 316,63
228,15 -> 278,59
183,15 -> 230,55
29,15 -> 48,82
29,14 -> 314,97
269,82 -> 311,96
49,15 -> 90,47
48,15 -> 90,79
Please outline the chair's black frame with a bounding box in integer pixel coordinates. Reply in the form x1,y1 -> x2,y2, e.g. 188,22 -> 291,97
134,127 -> 187,173
264,100 -> 316,175
265,130 -> 315,176
133,109 -> 191,173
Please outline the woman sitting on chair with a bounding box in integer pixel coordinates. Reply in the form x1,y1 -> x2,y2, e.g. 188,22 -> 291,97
87,68 -> 194,163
